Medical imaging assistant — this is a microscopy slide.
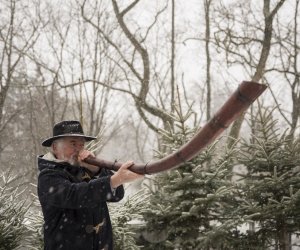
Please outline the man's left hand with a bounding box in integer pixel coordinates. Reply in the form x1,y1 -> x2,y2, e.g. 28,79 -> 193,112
78,150 -> 100,173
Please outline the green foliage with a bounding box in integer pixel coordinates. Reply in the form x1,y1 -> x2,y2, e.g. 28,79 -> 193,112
110,189 -> 149,250
235,108 -> 300,249
0,172 -> 29,250
197,108 -> 300,249
23,197 -> 44,250
140,107 -> 300,249
140,104 -> 238,249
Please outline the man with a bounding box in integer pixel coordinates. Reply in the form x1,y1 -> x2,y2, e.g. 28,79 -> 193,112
37,120 -> 143,250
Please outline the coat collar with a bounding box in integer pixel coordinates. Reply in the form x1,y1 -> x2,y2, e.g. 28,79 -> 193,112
38,152 -> 81,175
37,153 -> 93,181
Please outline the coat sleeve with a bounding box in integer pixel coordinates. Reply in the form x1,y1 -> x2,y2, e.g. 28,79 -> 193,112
98,168 -> 125,202
38,169 -> 124,209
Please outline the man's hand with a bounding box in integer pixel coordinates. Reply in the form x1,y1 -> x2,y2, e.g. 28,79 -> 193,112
78,150 -> 99,173
110,161 -> 144,188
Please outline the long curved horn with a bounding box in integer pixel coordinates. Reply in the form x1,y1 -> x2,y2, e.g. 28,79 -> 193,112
85,81 -> 267,174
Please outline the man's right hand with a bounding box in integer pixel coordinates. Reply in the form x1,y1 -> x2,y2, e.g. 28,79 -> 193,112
110,161 -> 144,188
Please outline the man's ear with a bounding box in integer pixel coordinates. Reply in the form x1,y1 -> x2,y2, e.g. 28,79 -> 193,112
51,142 -> 57,153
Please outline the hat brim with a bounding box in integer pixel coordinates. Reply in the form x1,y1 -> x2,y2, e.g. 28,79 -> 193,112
42,134 -> 97,147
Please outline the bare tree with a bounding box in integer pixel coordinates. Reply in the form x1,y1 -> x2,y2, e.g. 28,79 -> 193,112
212,0 -> 286,147
81,0 -> 178,134
267,0 -> 300,139
24,1 -> 129,157
204,0 -> 212,121
287,0 -> 300,139
170,0 -> 176,114
0,0 -> 40,157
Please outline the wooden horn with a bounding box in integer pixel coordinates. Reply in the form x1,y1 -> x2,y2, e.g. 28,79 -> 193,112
84,81 -> 267,174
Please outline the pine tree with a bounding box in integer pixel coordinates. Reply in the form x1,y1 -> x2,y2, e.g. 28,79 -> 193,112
0,172 -> 29,250
140,103 -> 238,249
235,108 -> 300,250
110,190 -> 149,250
24,196 -> 44,250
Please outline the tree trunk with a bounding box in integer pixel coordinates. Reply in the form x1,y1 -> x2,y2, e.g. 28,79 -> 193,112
277,221 -> 290,250
204,0 -> 212,121
227,0 -> 286,148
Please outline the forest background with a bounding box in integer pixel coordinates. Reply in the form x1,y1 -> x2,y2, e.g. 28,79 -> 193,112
0,0 -> 299,249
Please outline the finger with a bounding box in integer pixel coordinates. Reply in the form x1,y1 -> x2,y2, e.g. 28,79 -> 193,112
78,151 -> 86,160
127,161 -> 134,168
121,161 -> 134,169
79,150 -> 95,160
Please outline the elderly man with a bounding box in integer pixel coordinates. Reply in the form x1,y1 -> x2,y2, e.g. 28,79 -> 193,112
37,120 -> 143,250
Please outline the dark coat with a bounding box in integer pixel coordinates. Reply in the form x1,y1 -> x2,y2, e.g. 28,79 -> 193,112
37,155 -> 124,250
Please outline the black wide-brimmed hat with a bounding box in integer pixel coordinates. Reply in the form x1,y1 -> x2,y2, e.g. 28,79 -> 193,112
42,120 -> 97,147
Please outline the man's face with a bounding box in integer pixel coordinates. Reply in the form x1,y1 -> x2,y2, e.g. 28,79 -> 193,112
52,137 -> 85,165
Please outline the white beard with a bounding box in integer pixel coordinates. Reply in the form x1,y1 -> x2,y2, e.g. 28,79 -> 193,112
64,153 -> 80,166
